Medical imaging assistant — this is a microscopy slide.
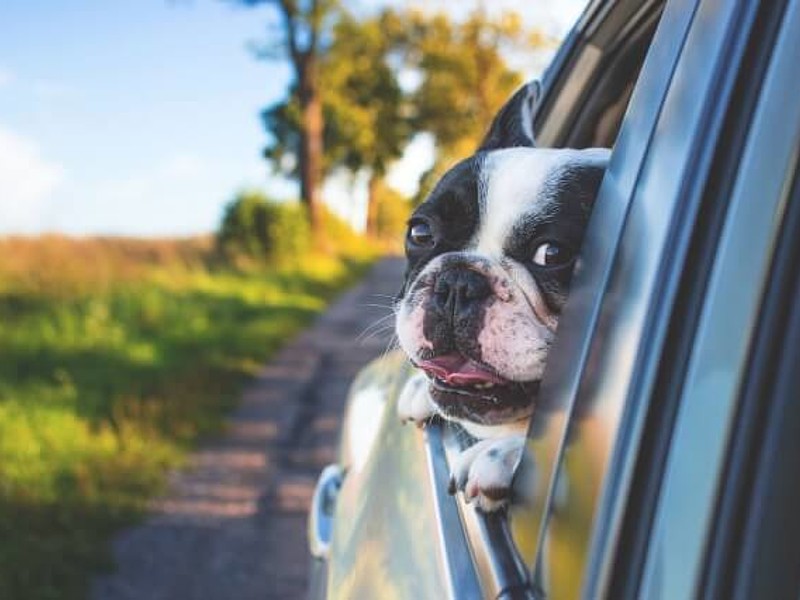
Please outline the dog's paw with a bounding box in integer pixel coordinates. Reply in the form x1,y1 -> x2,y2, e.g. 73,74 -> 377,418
397,371 -> 437,426
448,435 -> 526,512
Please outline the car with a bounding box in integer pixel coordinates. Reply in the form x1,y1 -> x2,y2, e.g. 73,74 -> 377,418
308,0 -> 800,597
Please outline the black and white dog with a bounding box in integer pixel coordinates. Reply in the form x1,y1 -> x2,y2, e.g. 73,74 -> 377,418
395,81 -> 609,511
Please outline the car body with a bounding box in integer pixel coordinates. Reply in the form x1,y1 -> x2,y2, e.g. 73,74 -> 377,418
308,0 -> 800,597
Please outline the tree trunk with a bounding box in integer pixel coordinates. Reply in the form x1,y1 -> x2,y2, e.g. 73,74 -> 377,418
298,59 -> 324,245
366,173 -> 380,238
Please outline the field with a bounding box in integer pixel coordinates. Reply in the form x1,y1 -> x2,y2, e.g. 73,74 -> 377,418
0,236 -> 376,600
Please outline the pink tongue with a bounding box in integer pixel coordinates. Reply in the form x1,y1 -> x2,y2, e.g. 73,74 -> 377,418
418,354 -> 506,385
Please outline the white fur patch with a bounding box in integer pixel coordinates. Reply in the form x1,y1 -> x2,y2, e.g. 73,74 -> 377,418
471,147 -> 609,258
449,435 -> 527,512
395,299 -> 431,359
396,371 -> 437,424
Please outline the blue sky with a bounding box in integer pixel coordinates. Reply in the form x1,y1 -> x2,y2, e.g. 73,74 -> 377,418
0,0 -> 584,236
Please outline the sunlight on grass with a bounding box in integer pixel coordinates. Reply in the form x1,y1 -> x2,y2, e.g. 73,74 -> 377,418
0,236 -> 378,600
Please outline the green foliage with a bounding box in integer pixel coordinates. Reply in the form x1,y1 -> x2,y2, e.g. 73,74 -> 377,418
0,236 -> 375,600
262,9 -> 411,183
262,96 -> 303,177
322,10 -> 411,178
406,9 -> 527,161
269,201 -> 311,261
217,191 -> 311,265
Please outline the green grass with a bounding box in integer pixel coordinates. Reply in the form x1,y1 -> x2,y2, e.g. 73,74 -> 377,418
0,239 -> 376,600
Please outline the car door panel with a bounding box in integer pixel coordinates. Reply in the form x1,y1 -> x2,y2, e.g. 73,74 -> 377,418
325,354 -> 477,599
525,0 -> 772,597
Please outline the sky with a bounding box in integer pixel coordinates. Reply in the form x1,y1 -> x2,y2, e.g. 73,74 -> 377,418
0,0 -> 586,237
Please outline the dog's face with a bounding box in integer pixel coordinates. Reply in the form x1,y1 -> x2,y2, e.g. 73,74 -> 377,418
395,82 -> 610,429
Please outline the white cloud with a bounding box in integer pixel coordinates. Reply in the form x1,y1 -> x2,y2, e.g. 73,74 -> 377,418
0,125 -> 65,233
48,151 -> 273,236
323,168 -> 369,232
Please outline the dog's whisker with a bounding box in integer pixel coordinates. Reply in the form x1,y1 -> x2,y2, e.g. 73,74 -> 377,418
354,314 -> 396,343
357,311 -> 398,331
356,303 -> 398,311
356,311 -> 395,331
356,327 -> 395,346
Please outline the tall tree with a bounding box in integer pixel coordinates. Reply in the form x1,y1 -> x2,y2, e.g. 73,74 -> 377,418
236,0 -> 339,243
262,9 -> 411,236
405,9 -> 532,202
322,10 -> 410,236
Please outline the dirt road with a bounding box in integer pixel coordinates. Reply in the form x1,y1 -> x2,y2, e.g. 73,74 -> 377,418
91,258 -> 405,600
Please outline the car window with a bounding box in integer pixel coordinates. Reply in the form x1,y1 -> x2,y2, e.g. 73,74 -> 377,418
432,0 -> 667,593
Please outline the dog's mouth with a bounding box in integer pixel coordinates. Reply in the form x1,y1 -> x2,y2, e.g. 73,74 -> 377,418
415,354 -> 539,425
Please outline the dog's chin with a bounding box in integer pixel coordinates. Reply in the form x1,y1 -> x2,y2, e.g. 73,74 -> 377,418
428,377 -> 538,426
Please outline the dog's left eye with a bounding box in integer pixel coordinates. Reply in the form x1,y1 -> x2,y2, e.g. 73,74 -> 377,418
408,221 -> 435,248
533,242 -> 573,267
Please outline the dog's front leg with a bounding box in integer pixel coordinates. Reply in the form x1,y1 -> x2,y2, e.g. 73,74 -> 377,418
397,371 -> 438,426
448,435 -> 527,512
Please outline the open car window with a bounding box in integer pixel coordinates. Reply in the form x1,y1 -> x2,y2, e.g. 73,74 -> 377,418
434,0 -> 668,595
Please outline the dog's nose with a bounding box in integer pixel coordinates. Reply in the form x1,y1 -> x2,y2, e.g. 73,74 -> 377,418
433,268 -> 492,318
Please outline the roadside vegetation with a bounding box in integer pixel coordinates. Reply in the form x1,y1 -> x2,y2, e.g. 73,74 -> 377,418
0,200 -> 382,600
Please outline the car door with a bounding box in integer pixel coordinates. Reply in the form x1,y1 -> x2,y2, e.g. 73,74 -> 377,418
310,0 -> 800,596
522,0 -> 800,598
310,0 -> 680,599
309,1 -> 669,598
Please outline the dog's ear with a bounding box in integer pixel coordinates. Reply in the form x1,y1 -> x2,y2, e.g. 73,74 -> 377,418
478,80 -> 541,151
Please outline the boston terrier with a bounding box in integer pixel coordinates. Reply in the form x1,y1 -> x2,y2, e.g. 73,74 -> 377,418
395,81 -> 610,511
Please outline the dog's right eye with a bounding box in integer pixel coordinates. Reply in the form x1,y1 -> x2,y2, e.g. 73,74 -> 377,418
407,221 -> 435,248
533,242 -> 574,267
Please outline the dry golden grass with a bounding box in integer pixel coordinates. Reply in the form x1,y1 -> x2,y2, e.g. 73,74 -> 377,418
0,235 -> 214,295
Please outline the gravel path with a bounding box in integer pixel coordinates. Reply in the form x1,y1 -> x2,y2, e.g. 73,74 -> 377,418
91,258 -> 405,600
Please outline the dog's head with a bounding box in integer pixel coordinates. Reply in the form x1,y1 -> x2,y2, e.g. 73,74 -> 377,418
395,82 -> 610,429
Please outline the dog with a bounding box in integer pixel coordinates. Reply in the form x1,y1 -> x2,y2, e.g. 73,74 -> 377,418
395,81 -> 609,511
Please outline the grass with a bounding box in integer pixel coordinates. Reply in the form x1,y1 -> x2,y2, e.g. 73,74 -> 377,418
0,235 -> 377,600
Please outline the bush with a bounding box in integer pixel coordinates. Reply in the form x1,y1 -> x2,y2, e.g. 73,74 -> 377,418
269,202 -> 311,262
217,191 -> 310,265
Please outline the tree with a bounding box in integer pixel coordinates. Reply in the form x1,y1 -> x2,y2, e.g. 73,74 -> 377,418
405,8 -> 530,195
321,10 -> 411,236
234,0 -> 340,244
245,5 -> 538,229
260,9 -> 411,237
